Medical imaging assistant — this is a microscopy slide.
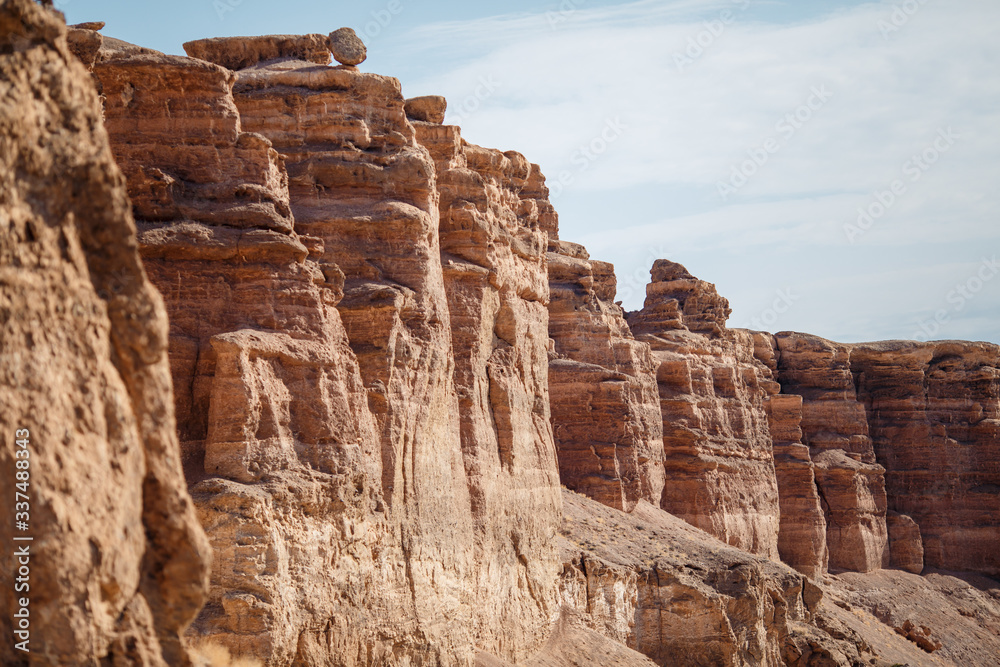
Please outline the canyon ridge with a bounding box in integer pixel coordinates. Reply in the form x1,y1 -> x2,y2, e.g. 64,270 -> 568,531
1,2 -> 999,665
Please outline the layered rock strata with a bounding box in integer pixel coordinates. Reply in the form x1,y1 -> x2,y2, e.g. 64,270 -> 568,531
21,13 -> 1000,667
774,333 -> 889,573
409,115 -> 564,655
0,2 -> 209,664
176,43 -> 562,662
627,261 -> 781,559
93,38 -> 455,665
753,335 -> 829,580
546,241 -> 665,511
851,340 -> 1000,576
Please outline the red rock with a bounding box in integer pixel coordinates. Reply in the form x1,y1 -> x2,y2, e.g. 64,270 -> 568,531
627,259 -> 732,337
547,241 -> 665,511
233,65 -> 561,661
414,118 -> 564,660
0,3 -> 209,663
765,394 -> 829,579
628,262 -> 780,558
812,449 -> 889,572
405,95 -> 447,124
183,34 -> 332,70
851,340 -> 1000,576
887,511 -> 924,574
775,332 -> 889,573
91,42 -> 419,665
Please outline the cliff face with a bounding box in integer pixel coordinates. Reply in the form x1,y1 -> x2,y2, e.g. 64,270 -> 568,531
0,2 -> 209,665
628,261 -> 782,560
773,333 -> 890,573
851,340 -> 1000,576
7,10 -> 1000,667
546,240 -> 665,511
411,111 -> 564,657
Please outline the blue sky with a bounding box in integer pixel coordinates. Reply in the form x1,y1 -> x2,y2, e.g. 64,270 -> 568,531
64,0 -> 1000,345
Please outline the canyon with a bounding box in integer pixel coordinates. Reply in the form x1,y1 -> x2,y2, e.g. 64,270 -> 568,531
2,2 -> 999,665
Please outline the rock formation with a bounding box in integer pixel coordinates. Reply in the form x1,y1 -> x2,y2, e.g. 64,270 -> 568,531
627,261 -> 781,559
886,511 -> 924,575
764,393 -> 829,580
327,27 -> 366,66
851,340 -> 1000,576
409,105 -> 564,659
774,333 -> 890,573
0,2 -> 209,664
547,240 -> 665,511
5,8 -> 1000,667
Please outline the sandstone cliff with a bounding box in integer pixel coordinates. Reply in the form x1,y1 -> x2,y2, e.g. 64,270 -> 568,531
851,340 -> 1000,576
627,261 -> 782,560
773,333 -> 890,574
0,2 -> 209,664
547,240 -> 665,512
5,7 -> 1000,666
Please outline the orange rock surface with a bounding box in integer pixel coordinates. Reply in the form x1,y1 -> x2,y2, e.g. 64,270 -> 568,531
1,3 -> 209,664
628,261 -> 781,559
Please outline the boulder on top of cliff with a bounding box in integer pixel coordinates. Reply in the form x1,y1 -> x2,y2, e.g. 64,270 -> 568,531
405,95 -> 447,124
328,27 -> 367,65
628,259 -> 732,337
183,33 -> 332,70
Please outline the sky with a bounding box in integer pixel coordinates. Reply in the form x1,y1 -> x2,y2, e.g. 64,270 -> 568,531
61,0 -> 1000,345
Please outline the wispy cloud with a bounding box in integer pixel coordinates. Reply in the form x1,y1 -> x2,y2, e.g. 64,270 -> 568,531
389,0 -> 1000,344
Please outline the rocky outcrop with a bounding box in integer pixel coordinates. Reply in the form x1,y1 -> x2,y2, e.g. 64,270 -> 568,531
886,511 -> 924,575
92,35 -> 418,665
774,333 -> 889,573
183,34 -> 332,71
851,340 -> 1000,576
547,241 -> 665,511
556,490 -> 891,667
753,334 -> 829,580
0,2 -> 209,664
410,117 -> 563,657
812,450 -> 889,573
765,394 -> 829,580
125,41 -> 561,662
628,261 -> 780,559
14,12 -> 1000,667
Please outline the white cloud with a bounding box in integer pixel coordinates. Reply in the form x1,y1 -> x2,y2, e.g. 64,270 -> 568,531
389,0 -> 1000,344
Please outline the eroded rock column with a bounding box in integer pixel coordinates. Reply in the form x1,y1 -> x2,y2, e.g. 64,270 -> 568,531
774,333 -> 889,572
547,241 -> 665,511
851,340 -> 1000,576
628,261 -> 780,559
